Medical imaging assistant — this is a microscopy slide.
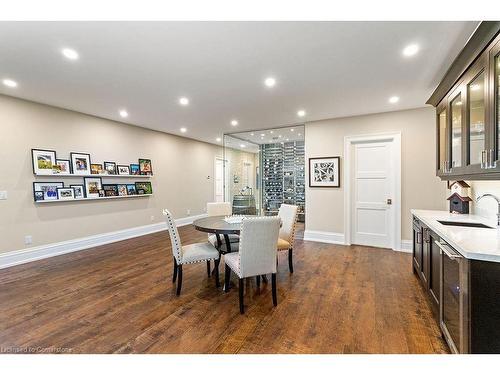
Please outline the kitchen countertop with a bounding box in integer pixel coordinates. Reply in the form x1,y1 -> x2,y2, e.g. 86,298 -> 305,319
411,209 -> 500,263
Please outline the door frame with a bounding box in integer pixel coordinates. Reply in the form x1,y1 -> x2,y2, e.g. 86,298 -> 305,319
214,156 -> 230,202
343,132 -> 402,251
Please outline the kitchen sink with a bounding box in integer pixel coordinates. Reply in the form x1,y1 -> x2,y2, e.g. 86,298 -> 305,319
437,220 -> 494,229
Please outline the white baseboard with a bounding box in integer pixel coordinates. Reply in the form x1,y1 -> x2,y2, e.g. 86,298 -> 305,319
303,230 -> 345,245
396,240 -> 412,253
0,213 -> 208,270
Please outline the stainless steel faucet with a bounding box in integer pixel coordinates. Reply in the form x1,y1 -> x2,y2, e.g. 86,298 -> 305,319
476,193 -> 500,227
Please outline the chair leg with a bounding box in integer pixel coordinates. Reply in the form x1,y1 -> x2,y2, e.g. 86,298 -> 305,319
256,275 -> 261,288
239,278 -> 245,314
288,248 -> 294,273
206,260 -> 211,277
176,265 -> 183,296
172,257 -> 178,283
224,264 -> 231,293
214,259 -> 220,288
271,273 -> 277,306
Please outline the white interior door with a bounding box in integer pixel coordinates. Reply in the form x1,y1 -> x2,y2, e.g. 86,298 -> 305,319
214,158 -> 226,202
351,140 -> 395,248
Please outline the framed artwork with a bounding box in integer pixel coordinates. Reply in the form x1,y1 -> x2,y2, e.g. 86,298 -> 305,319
55,159 -> 71,175
103,184 -> 118,197
57,187 -> 75,200
33,181 -> 64,201
138,158 -> 153,175
117,184 -> 128,196
70,184 -> 85,198
34,191 -> 44,202
126,184 -> 137,195
130,164 -> 140,175
91,163 -> 104,175
84,177 -> 102,198
31,148 -> 57,175
135,181 -> 153,195
117,165 -> 131,175
309,157 -> 340,188
98,189 -> 105,197
104,161 -> 117,175
70,152 -> 92,175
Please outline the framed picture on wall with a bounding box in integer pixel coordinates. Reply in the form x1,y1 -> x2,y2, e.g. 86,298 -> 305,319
70,152 -> 92,175
130,164 -> 140,175
117,184 -> 128,196
91,163 -> 104,175
104,161 -> 117,175
103,184 -> 118,197
33,181 -> 64,201
126,184 -> 137,195
34,191 -> 44,202
309,157 -> 340,188
135,181 -> 152,195
138,158 -> 153,175
55,159 -> 71,175
84,177 -> 103,198
117,165 -> 130,175
31,148 -> 57,175
57,187 -> 75,200
70,184 -> 85,198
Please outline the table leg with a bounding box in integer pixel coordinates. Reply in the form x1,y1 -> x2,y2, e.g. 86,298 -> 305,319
212,233 -> 223,277
222,234 -> 233,291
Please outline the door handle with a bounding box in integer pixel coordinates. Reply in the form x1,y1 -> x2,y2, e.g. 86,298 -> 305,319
386,198 -> 392,205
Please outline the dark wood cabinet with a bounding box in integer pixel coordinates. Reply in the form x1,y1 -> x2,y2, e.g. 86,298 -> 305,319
412,217 -> 423,277
428,230 -> 441,313
429,23 -> 500,180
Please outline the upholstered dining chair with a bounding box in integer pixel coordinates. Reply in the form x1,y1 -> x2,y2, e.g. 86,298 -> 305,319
163,209 -> 220,295
206,202 -> 239,251
277,204 -> 299,273
224,216 -> 281,314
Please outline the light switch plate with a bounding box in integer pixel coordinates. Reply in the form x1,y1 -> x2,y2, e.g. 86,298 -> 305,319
0,191 -> 7,200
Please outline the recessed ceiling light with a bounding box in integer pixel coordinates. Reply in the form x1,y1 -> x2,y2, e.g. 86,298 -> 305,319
179,97 -> 189,106
62,48 -> 79,60
402,44 -> 419,57
264,77 -> 276,88
286,138 -> 289,141
119,110 -> 128,118
470,84 -> 481,91
240,144 -> 246,148
250,133 -> 254,136
180,127 -> 187,133
270,130 -> 274,134
389,96 -> 400,104
216,137 -> 221,142
260,133 -> 265,137
231,120 -> 238,126
297,110 -> 306,117
290,129 -> 294,132
278,135 -> 283,138
2,78 -> 17,88
298,133 -> 302,136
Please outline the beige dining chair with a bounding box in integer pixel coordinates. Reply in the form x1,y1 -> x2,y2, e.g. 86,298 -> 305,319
277,204 -> 299,273
163,209 -> 220,295
206,202 -> 239,251
224,216 -> 281,314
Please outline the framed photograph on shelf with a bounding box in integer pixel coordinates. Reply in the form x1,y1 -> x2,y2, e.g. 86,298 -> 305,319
117,165 -> 130,175
126,184 -> 137,195
34,191 -> 44,202
70,184 -> 85,199
117,184 -> 128,196
57,187 -> 75,200
33,181 -> 64,201
55,159 -> 71,175
98,189 -> 105,197
104,161 -> 117,175
309,157 -> 340,188
84,177 -> 103,198
31,148 -> 57,175
130,164 -> 140,175
103,184 -> 118,197
91,163 -> 104,175
70,152 -> 92,175
135,181 -> 152,195
138,158 -> 153,175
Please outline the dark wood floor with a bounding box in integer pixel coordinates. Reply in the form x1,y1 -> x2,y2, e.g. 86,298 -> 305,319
0,224 -> 448,354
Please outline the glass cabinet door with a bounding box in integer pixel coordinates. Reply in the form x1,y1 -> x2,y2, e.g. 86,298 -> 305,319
438,108 -> 447,173
451,93 -> 463,169
496,51 -> 500,160
467,71 -> 486,166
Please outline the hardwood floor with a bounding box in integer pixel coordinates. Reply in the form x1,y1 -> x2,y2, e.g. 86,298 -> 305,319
0,224 -> 448,354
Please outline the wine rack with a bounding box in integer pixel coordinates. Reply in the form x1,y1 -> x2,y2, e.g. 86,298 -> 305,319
261,141 -> 305,222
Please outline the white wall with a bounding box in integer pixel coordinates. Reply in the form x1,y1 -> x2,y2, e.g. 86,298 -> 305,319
0,95 -> 222,254
305,107 -> 448,242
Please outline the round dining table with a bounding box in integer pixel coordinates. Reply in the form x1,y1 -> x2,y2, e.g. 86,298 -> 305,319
193,215 -> 244,254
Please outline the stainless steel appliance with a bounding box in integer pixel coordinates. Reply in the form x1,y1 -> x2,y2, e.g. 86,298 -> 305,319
435,240 -> 469,353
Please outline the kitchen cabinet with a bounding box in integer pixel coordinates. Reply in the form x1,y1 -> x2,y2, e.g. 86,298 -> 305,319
429,23 -> 500,180
412,217 -> 423,278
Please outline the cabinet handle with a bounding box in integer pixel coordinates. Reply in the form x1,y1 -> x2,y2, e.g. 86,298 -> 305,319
416,231 -> 422,244
489,149 -> 497,169
481,150 -> 486,169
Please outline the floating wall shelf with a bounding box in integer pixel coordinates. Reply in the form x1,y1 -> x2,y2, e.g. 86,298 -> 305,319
33,174 -> 152,178
35,194 -> 153,204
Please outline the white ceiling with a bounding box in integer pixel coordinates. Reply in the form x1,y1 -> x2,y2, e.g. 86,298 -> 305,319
225,125 -> 305,153
0,21 -> 478,145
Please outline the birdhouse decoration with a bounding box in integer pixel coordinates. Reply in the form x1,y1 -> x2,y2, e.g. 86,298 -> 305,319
447,181 -> 472,214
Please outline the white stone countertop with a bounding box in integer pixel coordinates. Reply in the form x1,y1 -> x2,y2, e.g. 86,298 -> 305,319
411,209 -> 500,263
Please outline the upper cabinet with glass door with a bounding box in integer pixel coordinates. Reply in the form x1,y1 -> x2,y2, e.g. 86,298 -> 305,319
430,24 -> 500,180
